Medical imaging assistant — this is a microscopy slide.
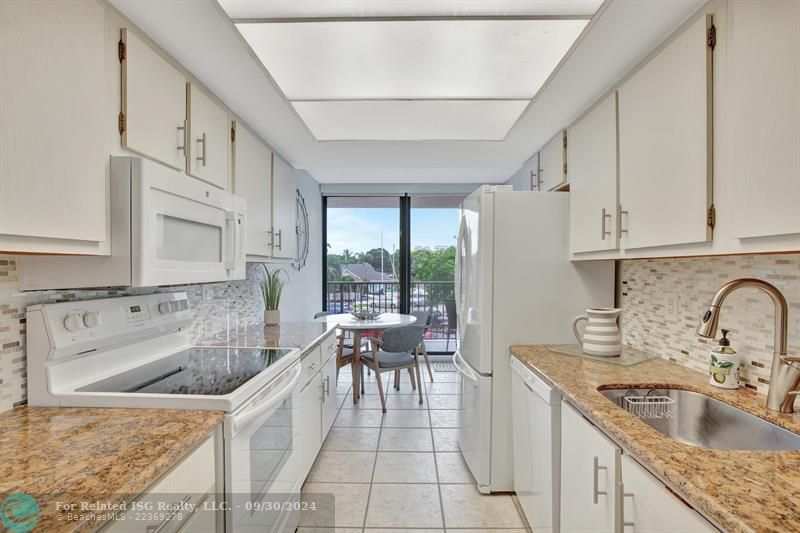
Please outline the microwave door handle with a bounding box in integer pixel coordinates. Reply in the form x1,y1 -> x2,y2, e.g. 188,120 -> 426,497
233,361 -> 302,436
224,210 -> 237,270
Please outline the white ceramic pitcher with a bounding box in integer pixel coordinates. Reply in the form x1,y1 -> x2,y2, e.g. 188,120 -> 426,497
572,308 -> 623,356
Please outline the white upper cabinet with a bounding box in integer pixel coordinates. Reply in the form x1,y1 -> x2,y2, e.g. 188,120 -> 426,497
725,0 -> 800,239
233,123 -> 273,258
120,28 -> 187,172
618,15 -> 713,250
271,154 -> 298,261
188,83 -> 230,189
539,131 -> 567,191
621,454 -> 715,532
569,94 -> 619,254
0,0 -> 109,254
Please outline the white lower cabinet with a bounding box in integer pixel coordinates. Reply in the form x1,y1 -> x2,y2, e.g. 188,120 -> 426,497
557,401 -> 717,533
321,354 -> 338,436
620,454 -> 715,533
560,402 -> 619,533
298,363 -> 323,480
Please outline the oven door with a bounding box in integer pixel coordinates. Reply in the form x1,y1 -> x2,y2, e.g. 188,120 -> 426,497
131,157 -> 246,286
225,361 -> 303,533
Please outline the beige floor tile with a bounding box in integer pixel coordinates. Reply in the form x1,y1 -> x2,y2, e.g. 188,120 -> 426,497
364,530 -> 443,533
447,530 -> 528,533
381,409 -> 430,428
323,427 -> 380,451
373,452 -> 438,483
430,371 -> 459,382
429,410 -> 460,428
335,409 -> 384,428
386,394 -> 428,409
340,394 -> 385,410
365,484 -> 443,528
440,485 -> 524,529
427,395 -> 461,410
298,529 -> 362,533
378,428 -> 433,452
431,428 -> 460,452
301,482 -> 370,528
427,382 -> 460,394
435,452 -> 474,483
308,451 -> 376,483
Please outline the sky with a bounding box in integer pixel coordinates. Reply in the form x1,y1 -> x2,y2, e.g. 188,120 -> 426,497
327,207 -> 459,255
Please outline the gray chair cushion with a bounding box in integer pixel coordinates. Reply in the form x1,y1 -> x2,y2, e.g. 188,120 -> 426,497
314,311 -> 334,319
381,325 -> 425,353
361,350 -> 414,369
411,311 -> 432,326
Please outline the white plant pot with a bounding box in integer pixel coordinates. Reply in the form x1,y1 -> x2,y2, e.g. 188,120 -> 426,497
264,309 -> 281,325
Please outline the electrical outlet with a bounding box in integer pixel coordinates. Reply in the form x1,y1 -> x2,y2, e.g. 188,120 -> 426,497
664,291 -> 679,321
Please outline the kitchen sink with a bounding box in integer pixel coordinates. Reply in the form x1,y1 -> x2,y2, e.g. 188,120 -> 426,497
599,387 -> 800,451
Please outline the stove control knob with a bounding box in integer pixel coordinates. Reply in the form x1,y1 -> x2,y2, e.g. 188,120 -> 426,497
158,302 -> 172,314
63,312 -> 85,332
83,311 -> 102,329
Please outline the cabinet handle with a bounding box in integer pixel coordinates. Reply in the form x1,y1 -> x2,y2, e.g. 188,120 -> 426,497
592,456 -> 608,503
621,488 -> 635,530
177,125 -> 186,153
267,229 -> 275,250
618,206 -> 629,237
276,229 -> 283,251
196,133 -> 207,166
146,494 -> 191,533
325,375 -> 331,398
537,169 -> 543,191
601,208 -> 612,241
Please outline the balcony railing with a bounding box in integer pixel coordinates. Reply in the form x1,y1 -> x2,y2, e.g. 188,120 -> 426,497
325,281 -> 456,345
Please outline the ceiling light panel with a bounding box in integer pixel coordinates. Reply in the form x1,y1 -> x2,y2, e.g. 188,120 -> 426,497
236,19 -> 589,99
219,0 -> 603,19
292,100 -> 529,141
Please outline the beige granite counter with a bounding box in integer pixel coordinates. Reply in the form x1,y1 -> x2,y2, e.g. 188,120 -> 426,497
510,345 -> 800,533
0,407 -> 222,532
205,320 -> 337,354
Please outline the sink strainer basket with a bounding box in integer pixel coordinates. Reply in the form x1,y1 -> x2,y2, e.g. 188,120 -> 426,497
623,394 -> 675,420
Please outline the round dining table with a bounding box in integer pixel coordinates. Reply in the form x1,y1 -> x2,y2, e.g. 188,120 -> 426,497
316,313 -> 417,403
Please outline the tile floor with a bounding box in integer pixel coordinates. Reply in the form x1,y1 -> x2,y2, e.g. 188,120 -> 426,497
300,365 -> 528,533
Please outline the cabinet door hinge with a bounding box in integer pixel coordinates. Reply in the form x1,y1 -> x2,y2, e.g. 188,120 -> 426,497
707,204 -> 716,229
231,122 -> 236,142
562,131 -> 568,150
707,24 -> 716,50
118,112 -> 126,135
118,39 -> 126,62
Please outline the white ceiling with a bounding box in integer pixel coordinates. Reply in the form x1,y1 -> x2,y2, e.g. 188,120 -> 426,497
109,0 -> 704,184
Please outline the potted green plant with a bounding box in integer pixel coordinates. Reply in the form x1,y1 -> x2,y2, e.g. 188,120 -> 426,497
260,265 -> 288,325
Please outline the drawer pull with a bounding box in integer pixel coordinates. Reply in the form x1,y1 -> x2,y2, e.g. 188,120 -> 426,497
592,456 -> 608,504
146,494 -> 191,533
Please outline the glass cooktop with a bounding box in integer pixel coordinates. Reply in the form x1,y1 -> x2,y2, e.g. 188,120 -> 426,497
77,347 -> 295,396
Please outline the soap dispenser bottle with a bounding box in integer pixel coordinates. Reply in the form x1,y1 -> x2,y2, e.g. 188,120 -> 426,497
709,329 -> 739,389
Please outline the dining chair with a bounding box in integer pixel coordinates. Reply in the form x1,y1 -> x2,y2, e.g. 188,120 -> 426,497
360,324 -> 426,412
410,311 -> 434,382
314,311 -> 358,378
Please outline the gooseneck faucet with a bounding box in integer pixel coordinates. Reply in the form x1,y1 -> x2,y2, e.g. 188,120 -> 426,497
697,278 -> 799,413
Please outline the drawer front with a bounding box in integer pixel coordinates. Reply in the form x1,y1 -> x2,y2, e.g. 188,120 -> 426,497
320,331 -> 339,363
102,437 -> 216,532
301,345 -> 323,382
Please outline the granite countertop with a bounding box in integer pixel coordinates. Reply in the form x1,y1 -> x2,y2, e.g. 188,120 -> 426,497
205,320 -> 337,354
0,407 -> 223,532
510,345 -> 800,533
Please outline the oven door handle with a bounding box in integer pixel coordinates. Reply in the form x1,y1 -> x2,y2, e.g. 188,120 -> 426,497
453,351 -> 479,385
233,361 -> 302,435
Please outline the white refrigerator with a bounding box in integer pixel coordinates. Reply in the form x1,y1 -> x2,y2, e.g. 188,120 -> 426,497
453,185 -> 614,494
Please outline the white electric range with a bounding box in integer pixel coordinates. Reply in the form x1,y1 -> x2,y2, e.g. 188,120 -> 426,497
27,292 -> 307,533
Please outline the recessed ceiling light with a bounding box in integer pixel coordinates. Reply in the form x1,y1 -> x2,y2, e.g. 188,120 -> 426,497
292,100 -> 530,141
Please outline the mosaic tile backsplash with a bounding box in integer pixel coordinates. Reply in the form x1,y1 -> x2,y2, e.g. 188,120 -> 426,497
0,258 -> 296,412
619,253 -> 800,395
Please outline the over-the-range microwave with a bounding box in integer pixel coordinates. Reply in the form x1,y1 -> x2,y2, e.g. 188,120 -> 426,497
21,157 -> 247,290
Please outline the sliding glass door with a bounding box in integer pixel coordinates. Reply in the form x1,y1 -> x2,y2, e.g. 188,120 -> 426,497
324,195 -> 462,354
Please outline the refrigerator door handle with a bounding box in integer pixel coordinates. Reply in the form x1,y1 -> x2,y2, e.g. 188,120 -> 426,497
455,217 -> 467,340
453,351 -> 479,385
